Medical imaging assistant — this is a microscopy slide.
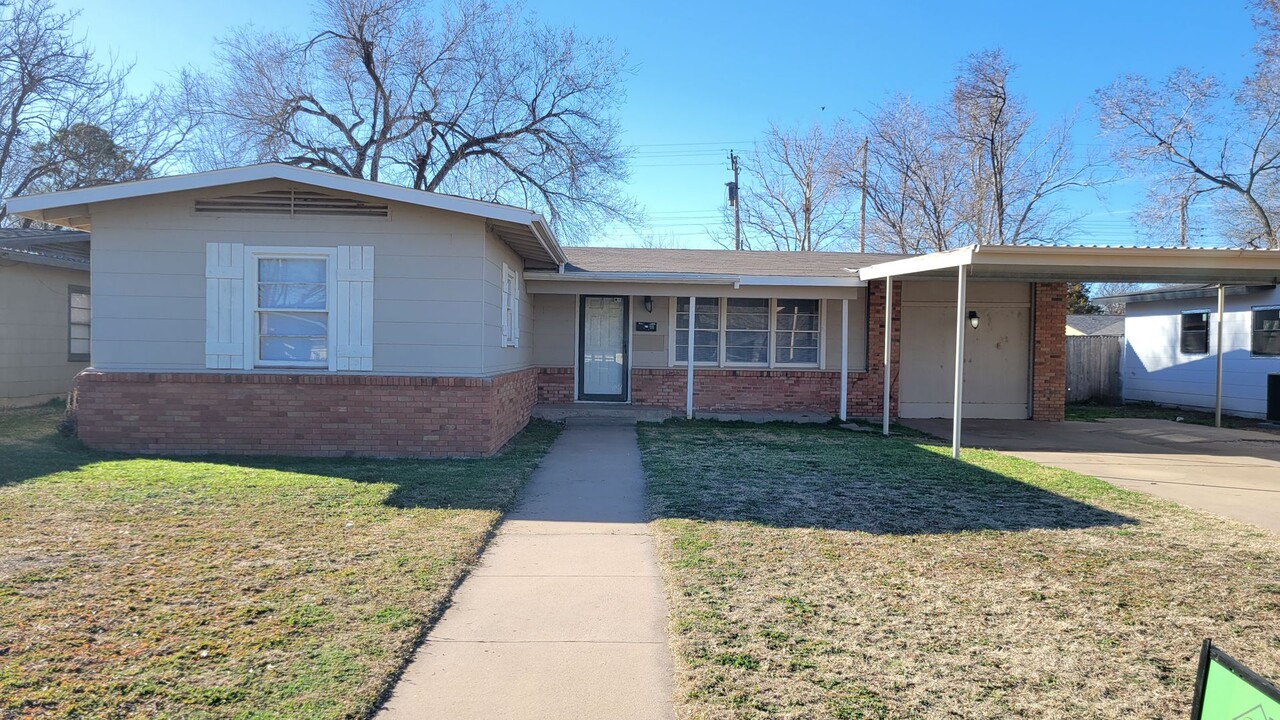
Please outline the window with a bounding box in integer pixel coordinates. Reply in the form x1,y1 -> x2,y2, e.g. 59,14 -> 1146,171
1254,307 -> 1280,356
68,285 -> 90,362
725,298 -> 770,364
675,297 -> 721,362
774,299 -> 821,364
255,256 -> 330,367
502,263 -> 520,347
1180,310 -> 1210,355
673,297 -> 822,367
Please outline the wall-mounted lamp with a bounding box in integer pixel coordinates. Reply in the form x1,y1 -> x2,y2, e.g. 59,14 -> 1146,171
968,310 -> 980,329
643,296 -> 654,313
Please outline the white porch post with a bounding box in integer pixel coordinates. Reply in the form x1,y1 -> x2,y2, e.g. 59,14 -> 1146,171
882,277 -> 894,436
951,266 -> 968,459
840,297 -> 849,422
686,295 -> 696,420
1215,284 -> 1226,428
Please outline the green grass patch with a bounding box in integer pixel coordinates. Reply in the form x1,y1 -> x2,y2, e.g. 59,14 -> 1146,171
1067,400 -> 1275,431
0,404 -> 558,719
639,419 -> 1280,719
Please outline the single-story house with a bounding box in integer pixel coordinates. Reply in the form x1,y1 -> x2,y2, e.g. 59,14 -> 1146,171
1098,283 -> 1280,420
0,229 -> 91,407
8,164 -> 1280,456
1066,314 -> 1124,337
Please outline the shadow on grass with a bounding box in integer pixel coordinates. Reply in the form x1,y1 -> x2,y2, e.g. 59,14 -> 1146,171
639,419 -> 1136,535
0,404 -> 561,512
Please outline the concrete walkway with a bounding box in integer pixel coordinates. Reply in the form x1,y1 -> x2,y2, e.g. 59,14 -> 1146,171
376,420 -> 675,720
903,417 -> 1280,533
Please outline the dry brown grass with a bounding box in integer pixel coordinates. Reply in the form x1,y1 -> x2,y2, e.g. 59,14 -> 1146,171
639,421 -> 1280,719
0,404 -> 558,718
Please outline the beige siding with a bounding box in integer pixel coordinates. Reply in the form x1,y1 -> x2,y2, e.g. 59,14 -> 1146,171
532,293 -> 577,367
630,295 -> 670,368
898,280 -> 1032,419
87,178 -> 515,375
0,262 -> 90,406
482,232 -> 535,374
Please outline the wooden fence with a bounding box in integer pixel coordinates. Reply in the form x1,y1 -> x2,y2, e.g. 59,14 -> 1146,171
1066,335 -> 1123,404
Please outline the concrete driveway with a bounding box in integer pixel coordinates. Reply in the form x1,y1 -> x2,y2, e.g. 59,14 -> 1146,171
902,418 -> 1280,533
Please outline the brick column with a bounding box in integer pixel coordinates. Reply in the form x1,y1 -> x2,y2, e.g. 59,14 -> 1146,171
863,279 -> 902,419
1031,282 -> 1067,421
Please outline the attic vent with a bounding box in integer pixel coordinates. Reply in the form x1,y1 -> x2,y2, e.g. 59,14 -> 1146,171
194,189 -> 389,218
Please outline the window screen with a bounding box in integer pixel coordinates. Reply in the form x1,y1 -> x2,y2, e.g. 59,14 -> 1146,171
1180,311 -> 1209,355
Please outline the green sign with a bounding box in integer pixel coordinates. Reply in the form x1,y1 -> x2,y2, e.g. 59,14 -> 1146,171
1192,640 -> 1280,720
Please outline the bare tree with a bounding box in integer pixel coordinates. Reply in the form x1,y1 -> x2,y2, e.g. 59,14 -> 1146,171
731,122 -> 856,251
0,0 -> 197,221
195,0 -> 634,236
841,51 -> 1095,253
1095,2 -> 1280,250
849,95 -> 968,253
950,50 -> 1096,246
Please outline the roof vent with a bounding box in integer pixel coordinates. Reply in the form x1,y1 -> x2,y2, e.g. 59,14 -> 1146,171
195,189 -> 389,218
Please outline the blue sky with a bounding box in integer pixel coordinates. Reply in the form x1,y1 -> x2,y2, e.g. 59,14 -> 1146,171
57,0 -> 1258,247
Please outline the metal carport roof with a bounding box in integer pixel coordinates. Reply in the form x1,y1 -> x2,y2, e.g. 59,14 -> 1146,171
856,244 -> 1280,459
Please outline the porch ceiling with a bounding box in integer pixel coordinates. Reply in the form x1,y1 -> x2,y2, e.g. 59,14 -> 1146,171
857,244 -> 1280,285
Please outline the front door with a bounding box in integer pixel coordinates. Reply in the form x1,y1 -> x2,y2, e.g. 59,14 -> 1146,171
579,295 -> 628,401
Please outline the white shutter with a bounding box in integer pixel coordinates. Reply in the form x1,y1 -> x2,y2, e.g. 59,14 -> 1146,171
205,242 -> 246,369
510,266 -> 520,348
335,246 -> 375,371
501,263 -> 513,347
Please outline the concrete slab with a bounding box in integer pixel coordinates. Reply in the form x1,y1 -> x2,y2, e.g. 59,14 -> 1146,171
376,423 -> 675,720
903,417 -> 1280,533
377,641 -> 674,720
428,575 -> 669,643
472,533 -> 660,577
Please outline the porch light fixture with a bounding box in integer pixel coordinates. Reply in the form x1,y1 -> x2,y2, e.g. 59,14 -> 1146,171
968,310 -> 980,329
643,295 -> 654,313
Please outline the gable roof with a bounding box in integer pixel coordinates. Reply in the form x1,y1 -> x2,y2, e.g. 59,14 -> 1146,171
1066,314 -> 1125,336
561,247 -> 905,278
0,228 -> 89,270
4,163 -> 565,268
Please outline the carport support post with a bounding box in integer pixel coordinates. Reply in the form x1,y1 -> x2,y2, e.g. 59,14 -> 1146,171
882,276 -> 893,436
1215,284 -> 1225,428
686,295 -> 696,420
840,297 -> 849,422
951,266 -> 968,460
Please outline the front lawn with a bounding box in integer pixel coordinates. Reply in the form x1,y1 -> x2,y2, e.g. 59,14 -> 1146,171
0,403 -> 558,719
639,420 -> 1280,719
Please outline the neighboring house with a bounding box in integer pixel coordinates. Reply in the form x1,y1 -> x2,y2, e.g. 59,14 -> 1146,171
1,164 -> 1088,456
0,229 -> 90,407
1100,283 -> 1280,419
1066,314 -> 1124,337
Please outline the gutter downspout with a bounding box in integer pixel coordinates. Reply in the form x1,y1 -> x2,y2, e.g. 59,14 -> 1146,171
1215,284 -> 1226,428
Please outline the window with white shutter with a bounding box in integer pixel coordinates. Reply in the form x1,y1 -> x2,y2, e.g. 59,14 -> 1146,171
205,243 -> 373,372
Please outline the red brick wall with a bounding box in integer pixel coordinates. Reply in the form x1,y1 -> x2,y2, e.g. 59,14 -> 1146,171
71,368 -> 538,458
631,368 -> 888,415
536,367 -> 574,404
1032,282 -> 1067,421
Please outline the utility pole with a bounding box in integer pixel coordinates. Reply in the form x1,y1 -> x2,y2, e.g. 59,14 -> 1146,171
727,150 -> 742,250
858,138 -> 869,253
1178,194 -> 1189,248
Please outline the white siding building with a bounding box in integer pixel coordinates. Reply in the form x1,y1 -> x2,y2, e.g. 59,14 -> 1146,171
1116,285 -> 1280,419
